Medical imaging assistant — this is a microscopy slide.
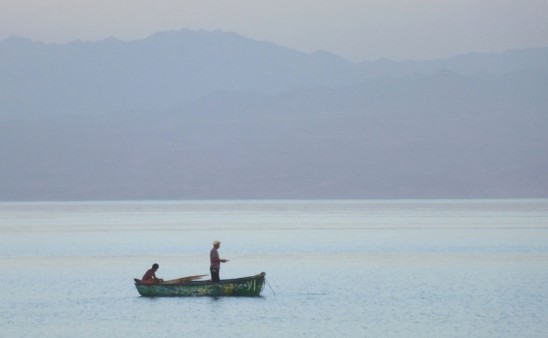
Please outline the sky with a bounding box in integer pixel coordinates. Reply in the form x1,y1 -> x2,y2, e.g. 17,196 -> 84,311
1,0 -> 548,61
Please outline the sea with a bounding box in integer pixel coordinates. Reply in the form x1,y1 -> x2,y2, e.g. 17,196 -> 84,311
1,199 -> 547,338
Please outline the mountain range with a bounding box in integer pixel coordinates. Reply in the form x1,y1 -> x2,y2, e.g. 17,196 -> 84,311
1,30 -> 547,200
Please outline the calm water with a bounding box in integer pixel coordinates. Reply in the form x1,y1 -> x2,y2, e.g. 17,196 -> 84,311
1,200 -> 547,337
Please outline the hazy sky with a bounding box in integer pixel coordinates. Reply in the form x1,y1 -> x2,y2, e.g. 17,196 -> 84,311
1,0 -> 548,61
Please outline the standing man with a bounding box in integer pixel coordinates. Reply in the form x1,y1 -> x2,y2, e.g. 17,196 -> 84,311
210,240 -> 228,282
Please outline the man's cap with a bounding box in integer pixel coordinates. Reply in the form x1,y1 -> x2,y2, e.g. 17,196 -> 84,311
213,240 -> 221,245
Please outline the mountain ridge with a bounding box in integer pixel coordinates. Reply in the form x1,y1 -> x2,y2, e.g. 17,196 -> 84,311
2,29 -> 548,117
0,29 -> 547,200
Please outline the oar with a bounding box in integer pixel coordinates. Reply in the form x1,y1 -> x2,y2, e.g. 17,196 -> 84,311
162,274 -> 208,285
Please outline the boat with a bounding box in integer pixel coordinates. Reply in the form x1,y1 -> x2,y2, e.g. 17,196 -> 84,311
134,272 -> 266,297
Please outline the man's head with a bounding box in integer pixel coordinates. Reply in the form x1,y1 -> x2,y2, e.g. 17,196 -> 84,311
213,240 -> 221,248
152,263 -> 159,271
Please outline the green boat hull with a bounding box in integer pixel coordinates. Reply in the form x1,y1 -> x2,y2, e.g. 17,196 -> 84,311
134,272 -> 266,297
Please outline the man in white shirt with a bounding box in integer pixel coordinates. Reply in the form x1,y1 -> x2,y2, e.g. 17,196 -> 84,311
210,240 -> 228,282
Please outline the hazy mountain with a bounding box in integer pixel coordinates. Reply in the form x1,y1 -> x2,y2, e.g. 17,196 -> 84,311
1,30 -> 547,200
0,30 -> 361,117
358,47 -> 548,78
1,29 -> 547,117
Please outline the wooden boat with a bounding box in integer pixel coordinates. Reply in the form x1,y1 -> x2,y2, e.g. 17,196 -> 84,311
134,272 -> 266,297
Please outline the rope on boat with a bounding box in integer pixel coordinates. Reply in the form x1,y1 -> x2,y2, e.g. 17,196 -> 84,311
265,278 -> 276,295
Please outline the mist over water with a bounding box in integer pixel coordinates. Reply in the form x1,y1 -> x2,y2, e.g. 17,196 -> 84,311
1,200 -> 547,337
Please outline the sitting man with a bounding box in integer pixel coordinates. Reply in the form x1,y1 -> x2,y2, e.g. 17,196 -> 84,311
141,263 -> 164,284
